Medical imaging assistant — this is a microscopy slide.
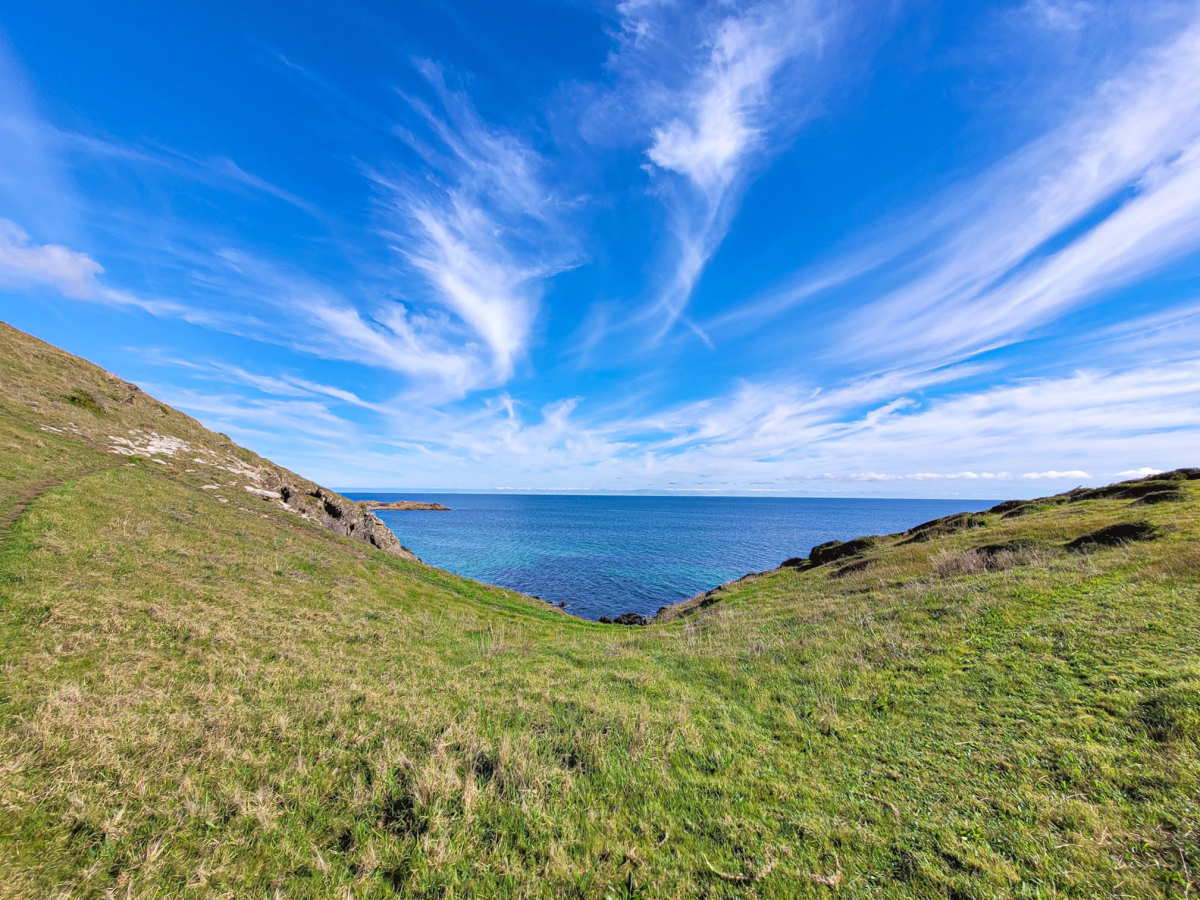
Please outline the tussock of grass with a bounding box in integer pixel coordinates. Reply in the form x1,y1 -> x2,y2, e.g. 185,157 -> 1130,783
1,321 -> 1199,897
931,542 -> 1046,578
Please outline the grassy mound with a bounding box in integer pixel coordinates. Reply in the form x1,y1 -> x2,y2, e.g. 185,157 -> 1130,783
1,322 -> 1197,898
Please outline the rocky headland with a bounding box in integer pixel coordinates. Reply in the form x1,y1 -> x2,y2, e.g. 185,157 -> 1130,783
359,499 -> 451,511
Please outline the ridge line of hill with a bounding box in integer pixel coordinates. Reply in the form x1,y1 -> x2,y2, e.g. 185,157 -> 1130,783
655,466 -> 1200,623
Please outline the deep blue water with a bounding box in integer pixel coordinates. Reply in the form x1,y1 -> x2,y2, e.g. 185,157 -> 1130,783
345,493 -> 995,620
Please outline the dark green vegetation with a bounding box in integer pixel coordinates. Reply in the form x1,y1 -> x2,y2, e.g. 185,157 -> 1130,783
1,321 -> 1198,898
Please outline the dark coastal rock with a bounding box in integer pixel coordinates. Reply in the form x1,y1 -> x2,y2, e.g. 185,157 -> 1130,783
779,556 -> 811,569
616,612 -> 651,626
601,613 -> 651,626
901,513 -> 989,544
810,536 -> 876,565
1066,522 -> 1160,552
994,500 -> 1051,518
780,538 -> 875,571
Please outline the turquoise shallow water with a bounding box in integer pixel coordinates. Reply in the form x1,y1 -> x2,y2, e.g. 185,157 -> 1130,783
345,493 -> 995,620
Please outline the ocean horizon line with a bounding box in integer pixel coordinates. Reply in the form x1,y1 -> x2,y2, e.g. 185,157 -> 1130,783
337,487 -> 1007,501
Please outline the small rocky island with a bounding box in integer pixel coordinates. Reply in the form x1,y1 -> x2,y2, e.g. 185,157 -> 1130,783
359,499 -> 450,511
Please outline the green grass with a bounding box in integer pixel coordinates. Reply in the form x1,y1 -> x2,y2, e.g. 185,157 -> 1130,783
1,321 -> 1198,898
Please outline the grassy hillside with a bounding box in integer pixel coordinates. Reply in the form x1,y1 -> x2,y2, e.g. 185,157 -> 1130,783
1,322 -> 1197,898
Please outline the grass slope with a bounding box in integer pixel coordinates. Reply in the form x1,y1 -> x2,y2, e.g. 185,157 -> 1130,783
1,321 -> 1198,898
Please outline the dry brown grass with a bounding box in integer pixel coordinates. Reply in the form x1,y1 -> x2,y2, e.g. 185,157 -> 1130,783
931,544 -> 1047,578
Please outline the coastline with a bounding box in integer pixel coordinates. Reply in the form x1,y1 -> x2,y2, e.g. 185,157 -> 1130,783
366,493 -> 1001,623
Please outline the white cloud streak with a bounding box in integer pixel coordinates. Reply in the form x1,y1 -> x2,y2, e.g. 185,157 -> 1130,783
0,218 -> 224,324
832,15 -> 1200,363
1,42 -> 571,404
371,62 -> 578,390
618,0 -> 826,340
0,218 -> 102,299
0,216 -> 486,392
629,360 -> 1200,492
1024,0 -> 1096,34
1022,470 -> 1091,479
163,341 -> 1200,497
200,250 -> 484,394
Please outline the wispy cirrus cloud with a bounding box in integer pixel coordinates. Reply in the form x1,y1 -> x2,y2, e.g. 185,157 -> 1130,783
0,50 -> 580,403
0,218 -> 102,299
0,217 -> 227,324
0,212 -> 498,395
370,61 -> 579,388
194,250 -> 484,394
611,0 -> 829,341
711,8 -> 1200,368
84,67 -> 585,408
175,343 -> 1200,495
1023,0 -> 1096,34
138,350 -> 385,412
838,14 -> 1200,365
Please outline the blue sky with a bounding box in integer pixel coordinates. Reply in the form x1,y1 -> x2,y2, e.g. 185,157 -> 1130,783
2,0 -> 1200,497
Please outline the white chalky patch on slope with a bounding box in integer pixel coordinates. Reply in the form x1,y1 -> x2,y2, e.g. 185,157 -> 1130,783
107,431 -> 192,458
224,459 -> 262,480
41,423 -> 83,435
103,432 -> 263,482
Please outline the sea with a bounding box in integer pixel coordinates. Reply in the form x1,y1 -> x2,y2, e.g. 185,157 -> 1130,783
344,493 -> 996,621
